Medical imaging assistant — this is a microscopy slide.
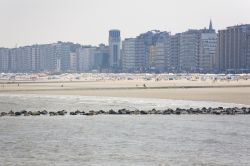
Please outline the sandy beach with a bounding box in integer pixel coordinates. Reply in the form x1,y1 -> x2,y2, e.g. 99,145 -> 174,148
1,79 -> 250,105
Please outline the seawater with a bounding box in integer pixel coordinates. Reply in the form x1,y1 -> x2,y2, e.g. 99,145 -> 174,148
0,116 -> 250,165
0,94 -> 250,165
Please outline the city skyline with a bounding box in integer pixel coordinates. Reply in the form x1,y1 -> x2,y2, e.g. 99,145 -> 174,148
1,0 -> 250,48
0,21 -> 247,49
1,22 -> 250,74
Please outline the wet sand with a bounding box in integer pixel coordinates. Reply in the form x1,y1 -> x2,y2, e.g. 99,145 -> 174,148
1,80 -> 250,105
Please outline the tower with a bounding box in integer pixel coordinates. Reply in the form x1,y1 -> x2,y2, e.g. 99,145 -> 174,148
209,19 -> 213,31
109,30 -> 121,72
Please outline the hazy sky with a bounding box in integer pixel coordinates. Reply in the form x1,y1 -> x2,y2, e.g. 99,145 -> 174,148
1,0 -> 250,48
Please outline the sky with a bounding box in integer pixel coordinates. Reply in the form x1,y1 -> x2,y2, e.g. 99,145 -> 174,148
0,0 -> 250,48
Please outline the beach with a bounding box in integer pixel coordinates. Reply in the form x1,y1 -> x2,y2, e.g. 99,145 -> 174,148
1,78 -> 250,105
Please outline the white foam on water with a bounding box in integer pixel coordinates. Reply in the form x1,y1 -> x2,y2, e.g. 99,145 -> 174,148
0,93 -> 248,112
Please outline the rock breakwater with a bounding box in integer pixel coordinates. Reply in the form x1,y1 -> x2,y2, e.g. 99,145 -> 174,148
1,107 -> 250,117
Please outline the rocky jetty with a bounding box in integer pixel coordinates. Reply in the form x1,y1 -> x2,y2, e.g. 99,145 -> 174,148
0,107 -> 250,117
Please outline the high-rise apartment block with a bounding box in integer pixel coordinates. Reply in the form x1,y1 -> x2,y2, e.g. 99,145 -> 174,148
170,33 -> 181,72
179,29 -> 201,72
179,21 -> 217,73
94,44 -> 110,72
199,33 -> 217,72
0,48 -> 9,72
122,38 -> 137,72
69,52 -> 77,71
217,24 -> 250,73
149,32 -> 171,72
77,46 -> 96,72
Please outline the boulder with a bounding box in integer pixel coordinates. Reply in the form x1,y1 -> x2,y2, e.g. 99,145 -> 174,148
1,112 -> 7,116
57,110 -> 67,116
31,111 -> 41,116
97,110 -> 106,114
175,108 -> 182,115
133,110 -> 140,115
109,109 -> 117,114
70,112 -> 76,115
85,111 -> 95,116
20,110 -> 27,115
40,110 -> 48,115
247,108 -> 250,114
225,108 -> 235,115
181,109 -> 188,114
175,111 -> 181,115
162,109 -> 171,115
235,107 -> 244,114
212,109 -> 221,115
8,110 -> 15,116
75,110 -> 81,115
80,111 -> 86,115
49,112 -> 57,116
140,110 -> 148,115
89,110 -> 96,115
118,109 -> 128,115
15,112 -> 21,116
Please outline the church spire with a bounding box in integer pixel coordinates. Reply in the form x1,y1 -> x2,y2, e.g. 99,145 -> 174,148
209,19 -> 213,30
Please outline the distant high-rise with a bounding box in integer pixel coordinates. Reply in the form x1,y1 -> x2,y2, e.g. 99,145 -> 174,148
199,21 -> 217,73
94,44 -> 110,72
180,29 -> 201,72
122,38 -> 137,72
149,32 -> 171,72
55,42 -> 71,72
170,33 -> 181,72
109,30 -> 121,71
0,48 -> 9,72
77,46 -> 96,72
199,33 -> 217,72
122,30 -> 172,73
69,52 -> 77,71
9,48 -> 18,72
136,30 -> 168,72
216,24 -> 250,73
31,45 -> 40,72
179,21 -> 217,73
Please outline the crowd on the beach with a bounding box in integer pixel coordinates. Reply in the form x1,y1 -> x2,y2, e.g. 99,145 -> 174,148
0,73 -> 250,82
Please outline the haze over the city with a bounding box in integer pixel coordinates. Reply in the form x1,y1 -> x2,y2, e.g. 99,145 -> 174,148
0,0 -> 250,48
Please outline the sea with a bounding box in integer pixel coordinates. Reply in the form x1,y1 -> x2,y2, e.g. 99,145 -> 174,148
0,94 -> 250,166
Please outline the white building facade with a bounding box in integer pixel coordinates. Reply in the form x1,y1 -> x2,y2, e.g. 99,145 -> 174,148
199,33 -> 218,72
77,47 -> 96,72
122,38 -> 136,72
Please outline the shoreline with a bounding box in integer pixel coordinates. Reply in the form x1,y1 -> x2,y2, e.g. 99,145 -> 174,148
2,87 -> 250,105
1,84 -> 250,92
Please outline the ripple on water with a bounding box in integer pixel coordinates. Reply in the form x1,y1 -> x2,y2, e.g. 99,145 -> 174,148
0,116 -> 250,165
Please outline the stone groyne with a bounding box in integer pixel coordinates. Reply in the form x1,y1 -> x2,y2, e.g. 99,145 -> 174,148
1,107 -> 250,117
